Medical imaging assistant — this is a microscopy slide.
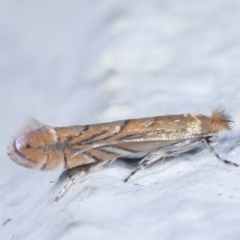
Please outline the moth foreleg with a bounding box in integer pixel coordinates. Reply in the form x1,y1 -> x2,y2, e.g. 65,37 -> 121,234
55,161 -> 107,201
55,167 -> 87,202
203,139 -> 239,167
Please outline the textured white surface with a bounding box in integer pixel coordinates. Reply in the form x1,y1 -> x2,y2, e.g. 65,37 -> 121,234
1,1 -> 240,239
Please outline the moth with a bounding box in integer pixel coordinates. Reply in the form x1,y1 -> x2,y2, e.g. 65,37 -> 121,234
8,107 -> 238,201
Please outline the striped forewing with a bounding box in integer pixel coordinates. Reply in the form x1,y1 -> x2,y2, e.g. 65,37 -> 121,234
56,114 -> 206,168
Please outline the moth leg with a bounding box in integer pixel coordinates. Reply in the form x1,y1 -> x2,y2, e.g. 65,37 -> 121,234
125,139 -> 205,182
124,154 -> 165,182
55,167 -> 87,202
55,161 -> 106,201
203,139 -> 239,167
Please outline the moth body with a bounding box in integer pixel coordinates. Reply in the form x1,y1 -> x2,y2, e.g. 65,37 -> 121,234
8,108 -> 233,170
7,107 -> 238,200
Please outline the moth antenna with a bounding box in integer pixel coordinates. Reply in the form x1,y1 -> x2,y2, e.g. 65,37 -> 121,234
211,106 -> 234,133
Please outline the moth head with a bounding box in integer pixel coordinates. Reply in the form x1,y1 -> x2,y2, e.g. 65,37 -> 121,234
211,107 -> 233,133
8,121 -> 63,170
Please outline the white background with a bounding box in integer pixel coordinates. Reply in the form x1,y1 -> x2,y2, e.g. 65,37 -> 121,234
1,1 -> 240,239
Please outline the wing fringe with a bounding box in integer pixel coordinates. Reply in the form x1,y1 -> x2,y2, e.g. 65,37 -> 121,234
211,106 -> 233,132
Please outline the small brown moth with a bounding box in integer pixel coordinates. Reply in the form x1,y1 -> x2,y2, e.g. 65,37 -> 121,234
8,107 -> 238,201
